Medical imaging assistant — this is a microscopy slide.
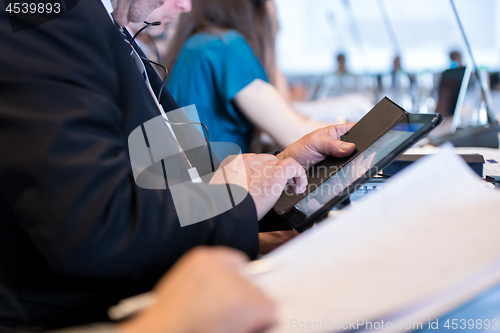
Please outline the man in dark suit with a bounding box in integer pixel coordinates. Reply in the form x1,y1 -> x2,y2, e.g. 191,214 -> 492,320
0,0 -> 355,329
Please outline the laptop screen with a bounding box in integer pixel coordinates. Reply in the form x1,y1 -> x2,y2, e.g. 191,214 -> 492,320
435,67 -> 468,117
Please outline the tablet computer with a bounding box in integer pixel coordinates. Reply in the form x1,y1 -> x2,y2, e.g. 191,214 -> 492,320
275,112 -> 443,232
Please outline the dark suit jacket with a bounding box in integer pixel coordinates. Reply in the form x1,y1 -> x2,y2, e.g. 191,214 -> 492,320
0,0 -> 258,329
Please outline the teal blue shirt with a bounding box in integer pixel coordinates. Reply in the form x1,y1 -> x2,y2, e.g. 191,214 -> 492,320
167,30 -> 269,153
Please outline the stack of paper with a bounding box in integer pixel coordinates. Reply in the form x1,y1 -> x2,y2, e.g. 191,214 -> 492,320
251,145 -> 500,333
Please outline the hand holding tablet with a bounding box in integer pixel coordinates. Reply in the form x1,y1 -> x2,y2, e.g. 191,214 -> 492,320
274,97 -> 443,232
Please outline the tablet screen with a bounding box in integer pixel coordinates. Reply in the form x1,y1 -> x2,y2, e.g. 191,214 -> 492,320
294,122 -> 424,218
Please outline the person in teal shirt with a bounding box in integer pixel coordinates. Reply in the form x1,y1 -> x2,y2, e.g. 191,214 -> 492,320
165,0 -> 327,154
167,30 -> 269,153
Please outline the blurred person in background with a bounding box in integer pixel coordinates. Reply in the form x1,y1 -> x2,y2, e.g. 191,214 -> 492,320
391,55 -> 403,89
335,53 -> 348,75
449,50 -> 464,68
392,55 -> 402,74
165,0 -> 330,153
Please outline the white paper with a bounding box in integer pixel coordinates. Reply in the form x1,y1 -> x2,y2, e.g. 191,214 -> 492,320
251,145 -> 500,333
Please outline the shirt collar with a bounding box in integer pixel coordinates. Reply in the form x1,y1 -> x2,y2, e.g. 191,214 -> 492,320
100,0 -> 114,22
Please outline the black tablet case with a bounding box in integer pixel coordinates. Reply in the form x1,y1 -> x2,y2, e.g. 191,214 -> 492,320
273,97 -> 408,217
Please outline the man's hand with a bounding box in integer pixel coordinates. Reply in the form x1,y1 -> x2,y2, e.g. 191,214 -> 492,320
118,247 -> 277,333
211,124 -> 355,221
277,124 -> 356,167
211,154 -> 307,220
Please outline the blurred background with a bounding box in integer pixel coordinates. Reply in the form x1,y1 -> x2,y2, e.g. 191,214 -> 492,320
145,0 -> 500,150
275,0 -> 499,75
274,0 -> 500,120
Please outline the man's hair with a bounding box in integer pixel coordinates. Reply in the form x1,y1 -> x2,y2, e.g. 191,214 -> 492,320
449,50 -> 462,61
